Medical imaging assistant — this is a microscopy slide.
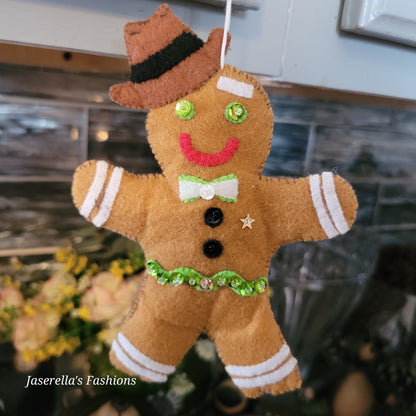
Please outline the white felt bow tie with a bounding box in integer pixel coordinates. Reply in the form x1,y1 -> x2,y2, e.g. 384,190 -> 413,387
179,174 -> 238,203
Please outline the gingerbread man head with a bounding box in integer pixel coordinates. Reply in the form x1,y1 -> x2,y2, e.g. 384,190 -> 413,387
109,4 -> 273,188
146,66 -> 274,188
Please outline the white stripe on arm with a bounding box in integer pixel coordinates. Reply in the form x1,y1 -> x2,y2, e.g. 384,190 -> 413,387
79,161 -> 108,218
321,172 -> 350,234
309,174 -> 339,238
92,166 -> 124,227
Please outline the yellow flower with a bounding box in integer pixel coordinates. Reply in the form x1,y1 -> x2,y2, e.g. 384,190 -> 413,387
45,342 -> 59,356
22,348 -> 34,363
54,338 -> 66,356
61,285 -> 78,298
67,337 -> 81,351
78,306 -> 91,321
72,256 -> 88,275
54,247 -> 72,263
34,348 -> 48,362
60,301 -> 75,314
85,263 -> 100,277
124,264 -> 134,275
38,336 -> 80,358
23,304 -> 36,316
39,303 -> 50,312
64,253 -> 78,272
109,261 -> 124,280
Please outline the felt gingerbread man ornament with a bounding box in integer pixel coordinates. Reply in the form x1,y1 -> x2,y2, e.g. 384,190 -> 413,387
72,4 -> 358,398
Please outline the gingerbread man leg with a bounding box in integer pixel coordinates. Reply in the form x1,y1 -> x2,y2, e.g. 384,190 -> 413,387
208,294 -> 301,398
110,282 -> 201,383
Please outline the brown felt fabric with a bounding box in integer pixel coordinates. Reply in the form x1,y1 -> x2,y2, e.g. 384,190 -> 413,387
110,29 -> 229,109
72,64 -> 357,398
124,4 -> 192,66
109,3 -> 230,110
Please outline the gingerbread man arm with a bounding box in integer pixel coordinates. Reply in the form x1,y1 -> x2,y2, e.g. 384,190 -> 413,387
72,160 -> 158,241
260,172 -> 358,247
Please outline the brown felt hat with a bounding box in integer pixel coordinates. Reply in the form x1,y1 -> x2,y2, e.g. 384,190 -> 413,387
109,3 -> 230,110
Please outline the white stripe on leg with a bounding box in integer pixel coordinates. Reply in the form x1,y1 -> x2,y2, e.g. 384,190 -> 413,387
117,332 -> 176,375
232,357 -> 298,389
225,344 -> 291,378
111,339 -> 167,382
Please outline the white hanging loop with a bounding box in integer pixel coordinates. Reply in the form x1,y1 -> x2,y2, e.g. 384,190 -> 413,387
220,0 -> 232,69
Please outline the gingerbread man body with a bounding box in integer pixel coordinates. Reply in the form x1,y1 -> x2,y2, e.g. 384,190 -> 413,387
72,6 -> 357,398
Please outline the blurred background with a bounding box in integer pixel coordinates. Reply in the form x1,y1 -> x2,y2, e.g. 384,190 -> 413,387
0,22 -> 416,416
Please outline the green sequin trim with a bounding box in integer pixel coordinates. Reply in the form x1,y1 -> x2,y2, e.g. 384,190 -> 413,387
146,260 -> 268,297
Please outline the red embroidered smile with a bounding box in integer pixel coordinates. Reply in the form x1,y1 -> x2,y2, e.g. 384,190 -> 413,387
179,133 -> 239,167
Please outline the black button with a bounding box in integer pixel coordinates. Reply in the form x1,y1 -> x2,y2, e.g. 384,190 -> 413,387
204,207 -> 223,228
203,239 -> 223,258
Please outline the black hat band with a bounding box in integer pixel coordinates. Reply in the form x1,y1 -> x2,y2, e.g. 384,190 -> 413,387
130,31 -> 204,84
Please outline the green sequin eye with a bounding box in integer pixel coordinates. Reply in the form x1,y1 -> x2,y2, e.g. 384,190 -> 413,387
175,100 -> 195,120
225,102 -> 247,124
